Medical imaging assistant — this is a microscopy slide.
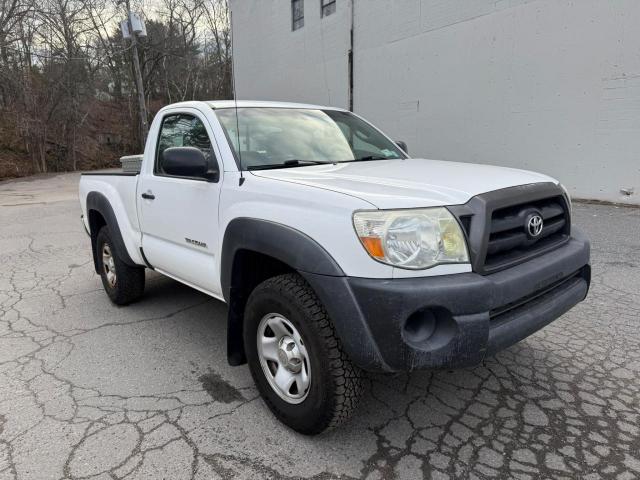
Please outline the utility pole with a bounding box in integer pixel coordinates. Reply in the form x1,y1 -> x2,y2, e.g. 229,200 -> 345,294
348,0 -> 355,112
123,0 -> 149,149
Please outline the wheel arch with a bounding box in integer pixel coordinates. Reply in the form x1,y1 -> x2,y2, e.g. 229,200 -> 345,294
86,191 -> 137,273
221,218 -> 345,366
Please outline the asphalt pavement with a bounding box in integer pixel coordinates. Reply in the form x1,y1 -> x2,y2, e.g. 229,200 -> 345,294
0,172 -> 638,479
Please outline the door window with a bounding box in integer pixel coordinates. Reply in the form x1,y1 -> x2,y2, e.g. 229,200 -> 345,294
155,114 -> 217,177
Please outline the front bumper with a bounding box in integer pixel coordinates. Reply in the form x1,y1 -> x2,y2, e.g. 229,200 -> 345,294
303,227 -> 590,372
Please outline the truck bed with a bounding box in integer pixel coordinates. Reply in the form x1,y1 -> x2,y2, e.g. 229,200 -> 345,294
79,171 -> 143,266
81,171 -> 138,176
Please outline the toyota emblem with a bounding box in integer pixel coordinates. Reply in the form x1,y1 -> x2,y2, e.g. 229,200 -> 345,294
527,214 -> 544,238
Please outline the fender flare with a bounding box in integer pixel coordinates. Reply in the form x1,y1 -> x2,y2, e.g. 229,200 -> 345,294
86,191 -> 137,273
220,218 -> 345,301
220,218 -> 345,366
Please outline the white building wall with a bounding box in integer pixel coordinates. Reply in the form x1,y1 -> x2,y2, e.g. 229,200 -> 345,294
231,0 -> 640,204
231,0 -> 351,108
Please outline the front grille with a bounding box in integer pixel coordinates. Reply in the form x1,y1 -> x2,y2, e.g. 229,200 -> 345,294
448,183 -> 571,275
484,196 -> 570,271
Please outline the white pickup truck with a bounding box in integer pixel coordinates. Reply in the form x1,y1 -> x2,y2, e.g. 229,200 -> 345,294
79,100 -> 590,434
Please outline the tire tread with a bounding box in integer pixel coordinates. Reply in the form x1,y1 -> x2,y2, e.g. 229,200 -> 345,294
96,226 -> 145,305
251,273 -> 363,433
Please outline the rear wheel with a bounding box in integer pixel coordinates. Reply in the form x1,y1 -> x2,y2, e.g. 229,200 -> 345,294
96,226 -> 145,305
244,273 -> 363,435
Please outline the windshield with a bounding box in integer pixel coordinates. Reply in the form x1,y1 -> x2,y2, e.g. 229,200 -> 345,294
215,107 -> 407,170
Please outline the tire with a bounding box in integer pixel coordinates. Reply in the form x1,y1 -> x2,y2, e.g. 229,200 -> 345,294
96,226 -> 145,305
243,273 -> 363,435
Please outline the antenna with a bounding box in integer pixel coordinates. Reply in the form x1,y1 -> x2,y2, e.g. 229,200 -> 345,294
230,10 -> 245,186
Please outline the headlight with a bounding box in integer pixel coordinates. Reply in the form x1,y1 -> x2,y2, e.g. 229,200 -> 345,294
353,208 -> 469,269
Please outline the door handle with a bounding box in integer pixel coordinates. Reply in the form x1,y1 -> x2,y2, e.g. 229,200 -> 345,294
141,191 -> 155,200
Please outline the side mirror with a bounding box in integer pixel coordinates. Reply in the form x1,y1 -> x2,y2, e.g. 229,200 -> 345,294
161,147 -> 218,181
396,141 -> 408,154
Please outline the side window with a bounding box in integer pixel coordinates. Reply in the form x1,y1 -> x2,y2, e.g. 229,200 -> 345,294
292,0 -> 304,31
155,114 -> 217,177
321,0 -> 336,17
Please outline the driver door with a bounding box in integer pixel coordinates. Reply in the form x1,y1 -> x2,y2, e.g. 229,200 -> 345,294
138,109 -> 223,297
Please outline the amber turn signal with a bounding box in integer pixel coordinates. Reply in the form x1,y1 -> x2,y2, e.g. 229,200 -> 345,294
360,236 -> 385,258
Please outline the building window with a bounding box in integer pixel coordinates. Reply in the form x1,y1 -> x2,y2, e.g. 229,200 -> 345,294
292,0 -> 304,31
321,0 -> 336,17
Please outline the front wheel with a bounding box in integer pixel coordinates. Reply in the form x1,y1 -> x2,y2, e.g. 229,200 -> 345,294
244,273 -> 363,435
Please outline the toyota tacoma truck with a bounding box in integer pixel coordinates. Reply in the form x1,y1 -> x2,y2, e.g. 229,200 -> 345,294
79,100 -> 590,434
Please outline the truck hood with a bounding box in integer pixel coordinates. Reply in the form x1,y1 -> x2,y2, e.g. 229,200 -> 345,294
250,158 -> 558,208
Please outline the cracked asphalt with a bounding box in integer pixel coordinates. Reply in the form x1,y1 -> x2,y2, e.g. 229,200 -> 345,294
0,172 -> 639,480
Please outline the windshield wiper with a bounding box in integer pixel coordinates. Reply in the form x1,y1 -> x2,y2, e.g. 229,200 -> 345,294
355,155 -> 390,161
283,159 -> 333,166
247,159 -> 333,171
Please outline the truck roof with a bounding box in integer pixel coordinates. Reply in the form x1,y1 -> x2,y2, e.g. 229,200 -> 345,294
207,100 -> 347,111
158,100 -> 346,111
167,100 -> 344,110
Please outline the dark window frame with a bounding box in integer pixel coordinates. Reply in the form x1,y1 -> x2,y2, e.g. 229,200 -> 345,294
292,0 -> 304,31
321,0 -> 336,17
153,112 -> 220,183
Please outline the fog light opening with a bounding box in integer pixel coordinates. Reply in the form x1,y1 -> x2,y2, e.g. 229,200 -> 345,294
404,309 -> 437,343
403,307 -> 456,350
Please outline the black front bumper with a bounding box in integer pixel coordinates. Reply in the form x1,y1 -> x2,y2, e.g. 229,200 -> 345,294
303,227 -> 590,372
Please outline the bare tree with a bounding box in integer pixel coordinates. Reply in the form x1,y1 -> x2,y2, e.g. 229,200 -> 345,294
0,0 -> 232,179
